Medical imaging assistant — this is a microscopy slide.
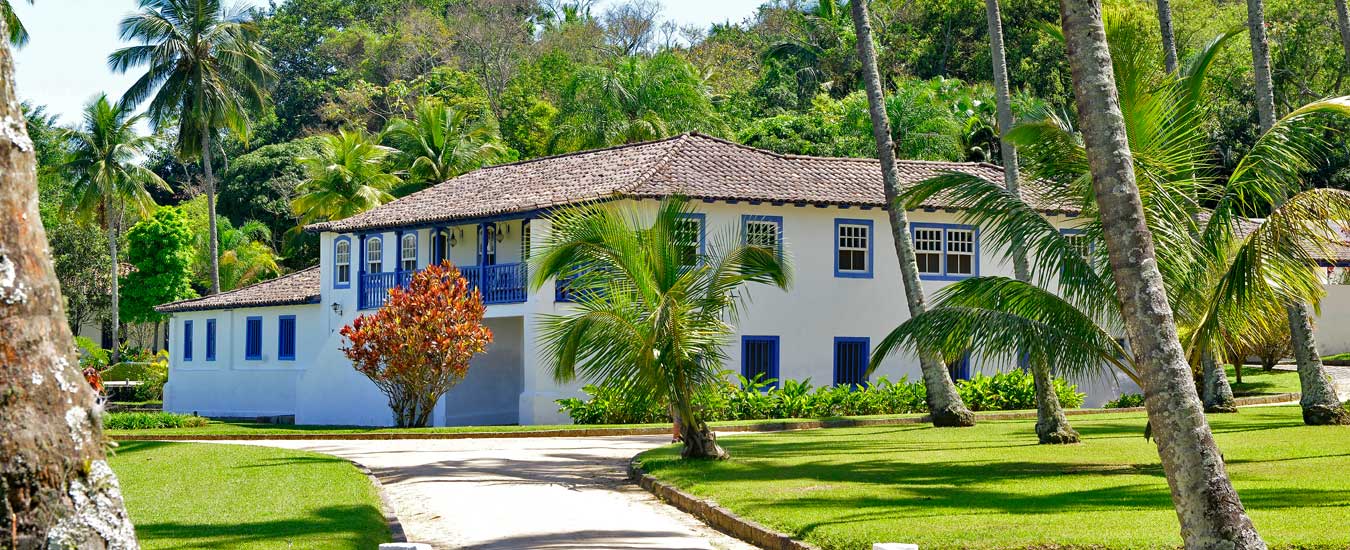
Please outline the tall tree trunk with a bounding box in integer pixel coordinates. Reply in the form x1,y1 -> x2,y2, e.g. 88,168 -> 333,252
1246,0 -> 1349,425
850,0 -> 974,428
986,0 -> 1075,441
0,33 -> 139,548
201,124 -> 220,295
1058,0 -> 1266,547
106,198 -> 120,365
1202,352 -> 1237,413
1338,0 -> 1350,73
1155,0 -> 1179,74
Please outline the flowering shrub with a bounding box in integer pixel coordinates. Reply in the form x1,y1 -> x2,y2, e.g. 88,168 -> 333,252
341,262 -> 493,427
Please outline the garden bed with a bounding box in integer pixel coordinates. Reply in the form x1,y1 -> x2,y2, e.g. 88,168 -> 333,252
635,405 -> 1349,550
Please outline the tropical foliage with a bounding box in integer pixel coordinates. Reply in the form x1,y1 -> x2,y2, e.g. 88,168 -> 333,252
291,129 -> 401,226
383,98 -> 510,187
530,198 -> 791,459
340,262 -> 494,427
120,207 -> 196,325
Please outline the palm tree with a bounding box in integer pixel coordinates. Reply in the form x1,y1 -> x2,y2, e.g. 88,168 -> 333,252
983,0 -> 1076,442
1245,0 -> 1348,425
848,0 -> 975,427
1338,0 -> 1350,71
291,129 -> 401,225
217,219 -> 280,291
109,0 -> 275,295
530,199 -> 791,459
1154,0 -> 1179,74
61,94 -> 165,364
1,0 -> 31,47
552,52 -> 722,151
383,99 -> 509,188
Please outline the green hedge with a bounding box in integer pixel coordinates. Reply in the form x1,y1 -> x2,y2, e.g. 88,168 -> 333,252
104,412 -> 209,430
557,369 -> 1085,425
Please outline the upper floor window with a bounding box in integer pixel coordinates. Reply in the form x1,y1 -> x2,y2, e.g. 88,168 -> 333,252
366,236 -> 384,273
334,237 -> 351,287
912,223 -> 978,280
480,225 -> 498,266
834,218 -> 873,278
1060,229 -> 1092,259
742,215 -> 783,256
521,221 -> 531,261
400,233 -> 417,272
434,228 -> 450,264
675,214 -> 705,267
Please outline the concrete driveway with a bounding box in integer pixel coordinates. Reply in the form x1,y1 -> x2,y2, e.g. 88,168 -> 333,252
236,435 -> 755,550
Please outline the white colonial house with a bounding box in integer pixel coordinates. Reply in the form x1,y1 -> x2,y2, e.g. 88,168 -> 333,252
154,133 -> 1350,426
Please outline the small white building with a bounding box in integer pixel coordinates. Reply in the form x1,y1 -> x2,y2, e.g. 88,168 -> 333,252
156,133 -> 1147,426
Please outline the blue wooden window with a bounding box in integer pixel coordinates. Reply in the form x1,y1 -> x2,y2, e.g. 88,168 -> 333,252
741,335 -> 780,388
400,233 -> 417,272
205,319 -> 216,361
278,315 -> 296,361
182,320 -> 193,361
741,215 -> 783,256
675,213 -> 706,267
334,236 -> 352,288
245,316 -> 263,360
366,236 -> 384,273
912,223 -> 979,281
948,352 -> 972,381
834,337 -> 870,388
834,218 -> 874,278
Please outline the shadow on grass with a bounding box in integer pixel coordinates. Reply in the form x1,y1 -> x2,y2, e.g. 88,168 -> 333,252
133,504 -> 387,549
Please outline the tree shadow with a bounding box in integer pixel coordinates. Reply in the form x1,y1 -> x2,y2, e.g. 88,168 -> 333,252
132,504 -> 388,549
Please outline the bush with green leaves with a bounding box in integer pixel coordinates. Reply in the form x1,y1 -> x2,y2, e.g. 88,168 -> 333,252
956,370 -> 1085,412
1105,393 -> 1146,409
103,412 -> 208,430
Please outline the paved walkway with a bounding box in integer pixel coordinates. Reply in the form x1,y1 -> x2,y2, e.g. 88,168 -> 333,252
234,436 -> 755,550
1327,365 -> 1350,400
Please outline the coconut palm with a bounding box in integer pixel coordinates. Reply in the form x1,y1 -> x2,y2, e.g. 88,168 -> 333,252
383,99 -> 509,188
61,94 -> 166,364
1338,0 -> 1350,71
1245,0 -> 1348,425
2,0 -> 31,47
291,129 -> 400,225
530,199 -> 791,459
1154,0 -> 1179,73
848,0 -> 975,427
552,52 -> 722,151
109,0 -> 275,295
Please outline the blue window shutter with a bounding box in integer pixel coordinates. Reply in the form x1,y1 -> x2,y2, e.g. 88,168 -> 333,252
205,319 -> 216,361
183,320 -> 193,361
833,337 -> 869,388
278,316 -> 296,360
740,336 -> 780,389
245,317 -> 263,360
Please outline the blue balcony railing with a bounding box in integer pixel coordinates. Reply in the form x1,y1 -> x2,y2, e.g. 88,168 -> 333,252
358,263 -> 528,310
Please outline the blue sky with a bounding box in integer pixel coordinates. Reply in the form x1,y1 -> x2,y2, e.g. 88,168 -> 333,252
10,0 -> 767,126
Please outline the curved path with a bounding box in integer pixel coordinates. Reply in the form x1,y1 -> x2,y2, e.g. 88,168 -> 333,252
233,436 -> 754,550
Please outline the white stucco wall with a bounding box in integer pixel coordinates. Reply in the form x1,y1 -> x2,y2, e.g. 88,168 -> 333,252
1314,283 -> 1350,356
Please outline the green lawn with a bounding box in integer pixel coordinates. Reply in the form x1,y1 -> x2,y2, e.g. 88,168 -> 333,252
637,405 -> 1350,550
1228,364 -> 1301,397
110,442 -> 390,550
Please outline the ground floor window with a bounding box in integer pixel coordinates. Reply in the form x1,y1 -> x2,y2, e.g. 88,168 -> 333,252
205,319 -> 216,361
245,317 -> 263,360
948,352 -> 972,381
834,337 -> 869,388
741,335 -> 780,388
278,315 -> 296,361
183,320 -> 193,361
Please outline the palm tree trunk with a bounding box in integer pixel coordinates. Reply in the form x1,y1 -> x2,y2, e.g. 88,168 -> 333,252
1246,0 -> 1348,425
1338,0 -> 1350,72
0,35 -> 139,547
1155,0 -> 1179,74
201,123 -> 221,295
1058,0 -> 1265,546
107,201 -> 120,365
986,0 -> 1075,441
850,0 -> 974,427
674,380 -> 727,459
1032,359 -> 1079,443
1202,352 -> 1237,413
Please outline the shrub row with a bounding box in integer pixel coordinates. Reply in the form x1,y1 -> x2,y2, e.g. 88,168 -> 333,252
103,411 -> 209,430
557,369 -> 1085,425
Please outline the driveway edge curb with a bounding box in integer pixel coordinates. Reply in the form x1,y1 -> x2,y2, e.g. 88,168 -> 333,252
627,458 -> 821,550
347,459 -> 408,544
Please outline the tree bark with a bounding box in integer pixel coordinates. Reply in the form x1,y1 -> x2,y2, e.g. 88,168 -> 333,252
0,33 -> 139,548
1032,359 -> 1080,444
850,0 -> 974,427
679,420 -> 728,460
1245,0 -> 1348,425
106,197 -> 120,366
1202,352 -> 1238,413
1058,0 -> 1266,547
1338,0 -> 1350,73
1155,0 -> 1179,74
201,123 -> 220,295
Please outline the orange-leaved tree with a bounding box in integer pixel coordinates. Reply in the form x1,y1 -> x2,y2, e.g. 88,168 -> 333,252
341,261 -> 494,427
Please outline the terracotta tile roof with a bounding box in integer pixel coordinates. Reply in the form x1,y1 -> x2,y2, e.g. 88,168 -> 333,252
155,266 -> 321,313
304,133 -> 1076,234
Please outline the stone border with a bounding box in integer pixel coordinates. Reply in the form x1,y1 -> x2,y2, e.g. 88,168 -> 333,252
347,459 -> 408,544
628,458 -> 820,550
624,392 -> 1301,550
112,393 -> 1300,442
